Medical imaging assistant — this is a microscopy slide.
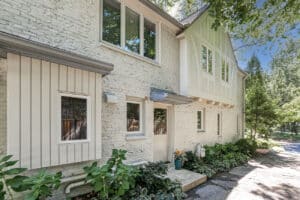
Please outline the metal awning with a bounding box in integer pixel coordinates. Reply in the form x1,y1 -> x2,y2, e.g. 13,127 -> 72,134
150,87 -> 194,105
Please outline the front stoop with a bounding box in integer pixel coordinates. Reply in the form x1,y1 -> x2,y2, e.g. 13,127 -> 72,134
167,168 -> 207,192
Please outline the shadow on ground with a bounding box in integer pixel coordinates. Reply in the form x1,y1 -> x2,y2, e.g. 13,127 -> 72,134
251,183 -> 300,200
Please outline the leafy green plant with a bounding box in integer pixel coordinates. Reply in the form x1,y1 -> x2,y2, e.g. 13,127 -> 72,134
84,149 -> 139,200
0,155 -> 29,200
23,170 -> 62,200
235,138 -> 257,156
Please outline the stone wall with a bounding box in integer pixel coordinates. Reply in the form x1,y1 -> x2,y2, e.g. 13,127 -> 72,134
0,58 -> 6,156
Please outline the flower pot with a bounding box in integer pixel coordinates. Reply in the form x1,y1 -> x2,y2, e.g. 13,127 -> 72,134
174,159 -> 182,170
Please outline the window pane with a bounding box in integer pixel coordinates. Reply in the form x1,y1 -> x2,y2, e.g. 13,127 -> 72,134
125,7 -> 140,53
226,64 -> 229,82
103,0 -> 121,46
208,49 -> 213,74
61,97 -> 87,141
154,108 -> 167,135
201,45 -> 207,70
144,18 -> 156,59
222,60 -> 226,80
197,111 -> 202,130
127,103 -> 140,132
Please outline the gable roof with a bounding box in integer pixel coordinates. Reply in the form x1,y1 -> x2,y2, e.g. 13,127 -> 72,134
180,5 -> 209,27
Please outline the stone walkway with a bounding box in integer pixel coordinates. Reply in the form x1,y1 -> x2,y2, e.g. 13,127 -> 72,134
186,143 -> 300,200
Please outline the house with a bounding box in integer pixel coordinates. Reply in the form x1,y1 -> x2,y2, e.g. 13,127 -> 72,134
0,0 -> 246,198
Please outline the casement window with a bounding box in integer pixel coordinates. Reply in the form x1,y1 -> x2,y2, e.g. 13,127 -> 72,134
101,0 -> 157,60
127,101 -> 143,132
197,110 -> 205,131
60,94 -> 90,142
102,0 -> 121,46
221,59 -> 230,82
201,45 -> 213,74
217,113 -> 221,136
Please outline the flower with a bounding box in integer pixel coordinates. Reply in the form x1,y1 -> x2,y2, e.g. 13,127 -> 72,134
174,149 -> 184,160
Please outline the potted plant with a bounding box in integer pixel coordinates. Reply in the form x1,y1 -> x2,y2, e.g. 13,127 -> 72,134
174,150 -> 184,170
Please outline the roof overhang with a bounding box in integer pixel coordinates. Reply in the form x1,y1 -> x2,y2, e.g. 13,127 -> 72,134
0,31 -> 114,75
150,87 -> 194,105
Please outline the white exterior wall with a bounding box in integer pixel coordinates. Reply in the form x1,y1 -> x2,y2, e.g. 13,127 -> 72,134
0,0 -> 180,169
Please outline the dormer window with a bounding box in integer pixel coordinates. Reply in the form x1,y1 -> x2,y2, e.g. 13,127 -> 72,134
201,45 -> 213,74
101,0 -> 157,61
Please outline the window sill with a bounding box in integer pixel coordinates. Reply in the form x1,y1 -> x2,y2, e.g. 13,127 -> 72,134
125,133 -> 147,141
99,41 -> 161,68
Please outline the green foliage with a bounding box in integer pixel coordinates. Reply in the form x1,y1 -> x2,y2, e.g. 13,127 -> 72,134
0,155 -> 28,200
271,131 -> 300,141
183,140 -> 255,178
23,170 -> 62,200
245,55 -> 278,139
84,149 -> 139,200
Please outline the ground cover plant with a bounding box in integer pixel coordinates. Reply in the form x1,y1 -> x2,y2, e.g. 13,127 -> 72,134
183,138 -> 257,178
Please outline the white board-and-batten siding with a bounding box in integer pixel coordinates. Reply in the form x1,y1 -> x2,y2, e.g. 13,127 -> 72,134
7,53 -> 102,169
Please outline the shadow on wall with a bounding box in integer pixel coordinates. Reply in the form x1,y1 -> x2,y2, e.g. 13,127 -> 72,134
251,183 -> 300,200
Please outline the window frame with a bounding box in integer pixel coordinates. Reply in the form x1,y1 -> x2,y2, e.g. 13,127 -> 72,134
221,58 -> 231,83
197,110 -> 205,132
58,93 -> 91,144
201,44 -> 213,75
100,0 -> 159,62
126,100 -> 143,134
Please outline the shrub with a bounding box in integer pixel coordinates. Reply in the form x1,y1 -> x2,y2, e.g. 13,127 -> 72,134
235,138 -> 257,156
84,149 -> 139,200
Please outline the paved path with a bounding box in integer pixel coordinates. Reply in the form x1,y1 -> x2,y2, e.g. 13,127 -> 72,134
186,143 -> 300,200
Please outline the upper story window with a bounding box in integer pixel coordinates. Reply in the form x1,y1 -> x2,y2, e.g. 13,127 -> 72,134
201,45 -> 213,74
61,95 -> 90,142
125,7 -> 140,53
102,0 -> 121,46
102,0 -> 157,61
222,59 -> 230,82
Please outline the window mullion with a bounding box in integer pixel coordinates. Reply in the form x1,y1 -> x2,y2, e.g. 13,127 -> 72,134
121,2 -> 126,48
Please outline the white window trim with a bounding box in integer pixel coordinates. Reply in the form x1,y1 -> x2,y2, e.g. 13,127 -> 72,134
126,100 -> 143,134
58,93 -> 91,144
100,0 -> 160,63
197,110 -> 205,132
201,44 -> 214,75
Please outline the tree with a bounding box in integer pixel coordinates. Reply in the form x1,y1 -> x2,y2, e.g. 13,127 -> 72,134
281,97 -> 300,134
150,0 -> 179,10
245,55 -> 278,139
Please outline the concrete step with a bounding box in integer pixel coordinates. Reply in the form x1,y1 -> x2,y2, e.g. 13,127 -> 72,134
167,168 -> 207,192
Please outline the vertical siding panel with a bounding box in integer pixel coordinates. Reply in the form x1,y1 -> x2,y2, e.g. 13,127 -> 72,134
95,74 -> 102,159
7,53 -> 21,164
82,71 -> 89,161
75,69 -> 82,162
41,61 -> 51,167
67,144 -> 75,163
59,65 -> 68,165
67,67 -> 75,92
50,63 -> 59,166
31,58 -> 41,169
89,72 -> 96,160
20,56 -> 31,168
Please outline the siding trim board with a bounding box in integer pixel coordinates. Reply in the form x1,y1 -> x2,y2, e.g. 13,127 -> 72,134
0,31 -> 114,75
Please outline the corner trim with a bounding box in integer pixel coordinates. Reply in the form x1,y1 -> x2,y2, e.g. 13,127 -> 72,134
0,31 -> 114,75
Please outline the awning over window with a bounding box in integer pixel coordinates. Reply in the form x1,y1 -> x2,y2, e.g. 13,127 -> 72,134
150,87 -> 194,105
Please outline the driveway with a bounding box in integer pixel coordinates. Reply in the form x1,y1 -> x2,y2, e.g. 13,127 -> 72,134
186,143 -> 300,200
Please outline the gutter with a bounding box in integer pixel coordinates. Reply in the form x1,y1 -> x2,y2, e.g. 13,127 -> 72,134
0,31 -> 114,75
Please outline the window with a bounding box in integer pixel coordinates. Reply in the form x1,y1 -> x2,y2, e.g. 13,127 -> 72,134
102,0 -> 121,46
144,18 -> 156,59
222,59 -> 230,82
154,108 -> 167,135
61,96 -> 89,142
127,102 -> 142,132
217,113 -> 221,136
197,110 -> 204,131
125,7 -> 140,53
101,0 -> 157,60
201,45 -> 213,74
